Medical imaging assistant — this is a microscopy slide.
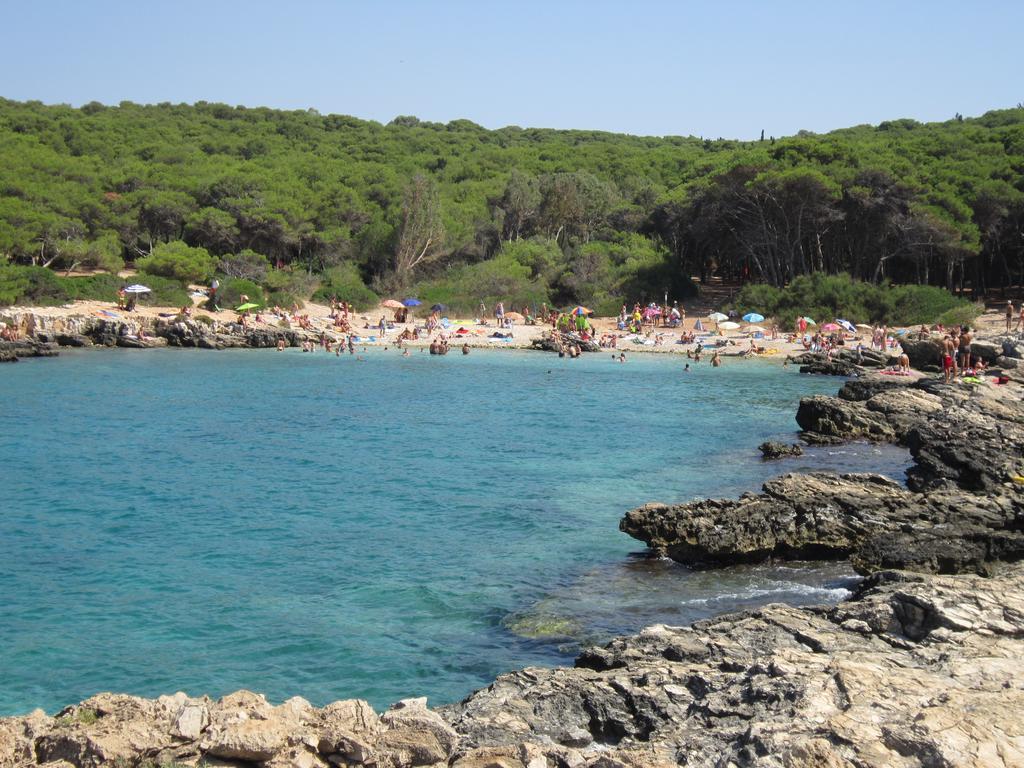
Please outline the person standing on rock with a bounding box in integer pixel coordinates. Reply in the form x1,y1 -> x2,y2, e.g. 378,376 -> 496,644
958,325 -> 972,375
1006,301 -> 1015,333
942,334 -> 957,384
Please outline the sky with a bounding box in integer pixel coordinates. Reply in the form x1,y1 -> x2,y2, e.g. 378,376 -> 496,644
1,0 -> 1021,139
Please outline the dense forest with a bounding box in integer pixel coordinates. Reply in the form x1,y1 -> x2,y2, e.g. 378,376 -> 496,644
1,98 -> 1023,314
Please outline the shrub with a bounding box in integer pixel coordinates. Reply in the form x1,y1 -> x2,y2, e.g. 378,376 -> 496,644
936,303 -> 983,328
215,277 -> 266,308
0,265 -> 55,305
413,254 -> 549,315
263,268 -> 318,308
731,273 -> 971,327
311,263 -> 379,310
0,266 -> 189,308
137,241 -> 216,284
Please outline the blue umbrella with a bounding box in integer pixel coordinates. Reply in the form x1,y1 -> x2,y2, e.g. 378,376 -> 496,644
742,312 -> 765,323
836,318 -> 856,332
402,298 -> 422,307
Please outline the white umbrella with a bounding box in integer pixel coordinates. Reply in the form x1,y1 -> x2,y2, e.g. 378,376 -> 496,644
746,325 -> 766,333
124,284 -> 151,294
709,312 -> 729,322
836,319 -> 856,333
719,321 -> 740,331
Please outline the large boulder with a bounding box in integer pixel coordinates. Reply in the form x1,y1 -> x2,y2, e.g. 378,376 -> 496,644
970,339 -> 1001,364
377,698 -> 459,767
899,336 -> 944,371
315,699 -> 380,763
796,395 -> 895,441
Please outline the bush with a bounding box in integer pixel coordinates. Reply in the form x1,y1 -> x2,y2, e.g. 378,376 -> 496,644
413,254 -> 549,315
0,265 -> 63,305
215,277 -> 266,308
936,303 -> 983,328
263,268 -> 319,309
311,263 -> 379,310
0,266 -> 190,308
731,273 -> 971,327
137,241 -> 217,284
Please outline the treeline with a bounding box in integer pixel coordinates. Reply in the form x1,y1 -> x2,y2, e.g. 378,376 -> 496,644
1,98 -> 1023,313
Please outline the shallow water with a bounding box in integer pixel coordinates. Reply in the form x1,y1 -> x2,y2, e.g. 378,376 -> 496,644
0,348 -> 910,714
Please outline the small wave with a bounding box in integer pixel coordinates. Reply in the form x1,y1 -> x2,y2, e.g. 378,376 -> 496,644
678,580 -> 851,607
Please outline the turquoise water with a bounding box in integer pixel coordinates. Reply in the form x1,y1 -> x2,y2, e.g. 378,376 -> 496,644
0,348 -> 910,715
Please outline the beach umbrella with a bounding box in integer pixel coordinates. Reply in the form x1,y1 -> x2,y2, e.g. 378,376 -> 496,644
694,318 -> 705,331
124,284 -> 151,294
642,306 -> 661,318
709,312 -> 729,322
746,325 -> 766,333
402,298 -> 422,307
235,303 -> 260,312
856,323 -> 873,330
430,303 -> 448,312
822,322 -> 840,332
802,317 -> 816,326
836,319 -> 856,332
742,312 -> 765,323
382,299 -> 404,309
570,306 -> 593,316
505,311 -> 525,322
719,321 -> 740,331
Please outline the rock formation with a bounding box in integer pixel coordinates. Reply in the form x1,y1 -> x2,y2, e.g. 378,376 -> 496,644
0,311 -> 318,357
623,361 -> 1024,576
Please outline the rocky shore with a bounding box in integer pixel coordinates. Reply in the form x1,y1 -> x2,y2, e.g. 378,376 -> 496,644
4,329 -> 1024,767
3,564 -> 1022,768
622,352 -> 1024,577
0,311 -> 310,362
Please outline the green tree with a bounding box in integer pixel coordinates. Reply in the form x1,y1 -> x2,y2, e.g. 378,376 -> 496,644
138,240 -> 216,283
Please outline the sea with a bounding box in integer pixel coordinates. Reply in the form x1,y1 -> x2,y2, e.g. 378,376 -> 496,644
0,347 -> 912,715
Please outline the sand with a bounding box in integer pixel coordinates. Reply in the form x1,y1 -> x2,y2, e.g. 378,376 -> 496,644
2,295 -> 847,360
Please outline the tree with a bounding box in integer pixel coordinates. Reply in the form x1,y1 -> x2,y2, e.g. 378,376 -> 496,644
137,240 -> 216,283
392,174 -> 444,286
497,170 -> 540,241
185,207 -> 240,254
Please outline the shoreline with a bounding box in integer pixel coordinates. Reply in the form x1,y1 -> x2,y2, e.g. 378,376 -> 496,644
0,301 -> 845,362
2,330 -> 1023,765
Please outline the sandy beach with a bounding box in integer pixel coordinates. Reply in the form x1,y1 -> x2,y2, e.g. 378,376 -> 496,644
1,295 -> 845,360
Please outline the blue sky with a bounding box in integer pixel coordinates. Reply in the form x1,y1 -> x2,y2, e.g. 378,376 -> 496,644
1,0 -> 1021,138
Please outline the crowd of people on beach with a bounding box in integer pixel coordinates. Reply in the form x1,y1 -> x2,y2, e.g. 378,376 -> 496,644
82,281 -> 1024,379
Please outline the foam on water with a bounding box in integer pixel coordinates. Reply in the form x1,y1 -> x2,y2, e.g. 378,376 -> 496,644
0,348 -> 909,714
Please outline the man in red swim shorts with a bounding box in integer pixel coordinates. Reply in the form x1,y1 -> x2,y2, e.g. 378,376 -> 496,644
942,333 -> 957,383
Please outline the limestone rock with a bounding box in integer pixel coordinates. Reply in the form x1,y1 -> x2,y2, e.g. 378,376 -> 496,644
315,699 -> 380,762
443,565 -> 1024,767
377,698 -> 459,767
